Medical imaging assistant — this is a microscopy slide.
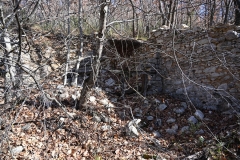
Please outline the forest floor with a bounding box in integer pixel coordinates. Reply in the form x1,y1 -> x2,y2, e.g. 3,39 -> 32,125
0,29 -> 240,160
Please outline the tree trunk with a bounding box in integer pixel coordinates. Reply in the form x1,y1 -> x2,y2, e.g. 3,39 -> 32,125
0,4 -> 16,103
63,0 -> 71,85
234,0 -> 240,25
209,0 -> 216,26
72,0 -> 84,86
129,0 -> 135,37
77,0 -> 110,109
158,0 -> 166,25
170,0 -> 177,28
2,33 -> 15,104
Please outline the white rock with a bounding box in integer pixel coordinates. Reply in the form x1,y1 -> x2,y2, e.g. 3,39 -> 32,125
99,98 -> 109,105
129,125 -> 139,136
179,24 -> 189,29
160,25 -> 169,30
126,119 -> 141,136
11,146 -> 24,155
101,125 -> 111,131
72,94 -> 77,100
59,91 -> 69,100
89,96 -> 96,102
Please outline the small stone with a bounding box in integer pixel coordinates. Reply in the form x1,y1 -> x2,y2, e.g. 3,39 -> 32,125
59,91 -> 69,100
93,115 -> 101,122
101,125 -> 111,131
22,124 -> 31,131
166,118 -> 176,123
71,94 -> 77,100
155,119 -> 162,127
172,124 -> 178,130
144,100 -> 149,104
195,129 -> 204,135
99,98 -> 109,105
166,129 -> 177,135
11,146 -> 24,155
89,96 -> 96,102
126,119 -> 141,136
154,98 -> 161,104
105,78 -> 115,86
181,102 -> 188,109
158,104 -> 167,111
110,98 -> 117,102
105,88 -> 112,92
225,30 -> 239,40
181,126 -> 189,133
100,114 -> 110,123
153,131 -> 161,138
166,124 -> 178,135
56,84 -> 64,89
188,116 -> 198,124
173,107 -> 185,114
194,110 -> 204,120
147,116 -> 154,121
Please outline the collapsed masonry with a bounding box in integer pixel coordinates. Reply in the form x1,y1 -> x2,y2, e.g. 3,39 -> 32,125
145,25 -> 240,111
104,25 -> 240,111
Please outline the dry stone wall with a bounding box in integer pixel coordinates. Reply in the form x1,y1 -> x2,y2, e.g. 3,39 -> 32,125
147,26 -> 240,111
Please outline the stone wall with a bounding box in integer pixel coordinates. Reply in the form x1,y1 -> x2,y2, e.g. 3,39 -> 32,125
146,26 -> 240,111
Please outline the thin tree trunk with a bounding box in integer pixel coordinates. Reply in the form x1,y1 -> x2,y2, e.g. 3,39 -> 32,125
223,0 -> 231,24
129,0 -> 135,37
167,0 -> 172,27
234,0 -> 240,25
170,0 -> 177,28
209,0 -> 216,26
158,0 -> 166,25
64,0 -> 71,85
0,4 -> 16,103
72,0 -> 83,86
77,0 -> 110,109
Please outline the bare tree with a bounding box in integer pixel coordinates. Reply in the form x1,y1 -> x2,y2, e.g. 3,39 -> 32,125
72,0 -> 84,86
234,0 -> 240,25
77,0 -> 110,109
64,0 -> 71,85
129,0 -> 135,37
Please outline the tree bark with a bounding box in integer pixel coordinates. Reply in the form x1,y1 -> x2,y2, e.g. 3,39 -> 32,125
129,0 -> 135,37
234,0 -> 240,25
63,0 -> 71,85
209,0 -> 216,26
77,0 -> 110,109
72,0 -> 84,86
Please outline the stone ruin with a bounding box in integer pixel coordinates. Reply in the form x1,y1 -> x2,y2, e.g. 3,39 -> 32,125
104,25 -> 240,111
145,25 -> 240,111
